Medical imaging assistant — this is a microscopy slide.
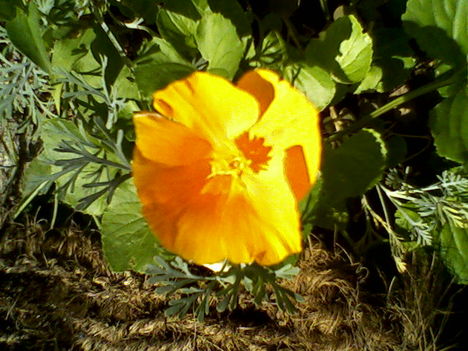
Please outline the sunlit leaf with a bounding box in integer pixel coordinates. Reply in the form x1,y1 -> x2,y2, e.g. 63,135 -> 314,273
430,89 -> 468,166
101,180 -> 162,272
439,224 -> 468,284
284,63 -> 336,111
195,13 -> 243,79
305,15 -> 373,84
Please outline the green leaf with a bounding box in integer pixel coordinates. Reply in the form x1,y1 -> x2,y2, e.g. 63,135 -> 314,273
305,15 -> 373,84
430,89 -> 468,166
439,224 -> 468,284
40,119 -> 118,216
51,27 -> 98,72
204,0 -> 251,38
135,58 -> 195,98
156,2 -> 200,58
323,129 -> 387,199
195,13 -> 243,79
5,2 -> 52,73
0,0 -> 20,20
283,63 -> 336,111
313,129 -> 387,228
403,1 -> 468,166
101,180 -> 161,272
403,0 -> 467,69
354,65 -> 383,94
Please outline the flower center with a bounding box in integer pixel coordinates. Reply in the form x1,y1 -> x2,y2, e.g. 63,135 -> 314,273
203,133 -> 272,195
235,132 -> 272,173
209,154 -> 250,178
209,133 -> 272,178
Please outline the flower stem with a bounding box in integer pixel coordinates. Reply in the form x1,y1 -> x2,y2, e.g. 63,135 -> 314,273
328,70 -> 459,141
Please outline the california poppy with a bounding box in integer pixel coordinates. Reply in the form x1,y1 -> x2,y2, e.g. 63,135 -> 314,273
133,69 -> 321,266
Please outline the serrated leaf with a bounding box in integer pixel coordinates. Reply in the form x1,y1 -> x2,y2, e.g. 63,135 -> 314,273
135,59 -> 195,98
430,89 -> 468,166
101,180 -> 161,272
195,13 -> 243,79
156,2 -> 199,58
403,0 -> 467,69
284,63 -> 336,110
6,2 -> 52,73
313,129 -> 387,229
354,65 -> 383,94
439,224 -> 468,284
323,129 -> 387,199
305,15 -> 373,84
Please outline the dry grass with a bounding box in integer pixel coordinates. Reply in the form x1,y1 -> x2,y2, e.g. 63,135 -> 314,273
0,215 -> 463,350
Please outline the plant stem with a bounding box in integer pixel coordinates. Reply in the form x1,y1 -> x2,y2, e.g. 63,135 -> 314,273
328,71 -> 459,141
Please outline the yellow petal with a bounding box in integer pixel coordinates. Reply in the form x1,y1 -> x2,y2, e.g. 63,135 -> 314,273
134,112 -> 212,166
171,152 -> 301,265
152,71 -> 260,142
242,69 -> 321,197
241,152 -> 303,265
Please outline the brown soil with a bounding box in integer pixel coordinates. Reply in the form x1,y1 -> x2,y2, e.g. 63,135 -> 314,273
0,215 -> 409,351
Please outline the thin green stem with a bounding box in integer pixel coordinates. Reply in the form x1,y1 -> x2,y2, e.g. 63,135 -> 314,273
328,71 -> 460,141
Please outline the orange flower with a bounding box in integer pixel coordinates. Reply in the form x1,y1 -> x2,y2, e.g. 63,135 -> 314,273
132,69 -> 321,266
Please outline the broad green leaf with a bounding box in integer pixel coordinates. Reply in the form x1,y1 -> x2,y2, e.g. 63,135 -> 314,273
323,129 -> 387,199
403,0 -> 467,69
5,2 -> 52,73
195,13 -> 243,79
284,63 -> 335,111
52,28 -> 98,72
101,180 -> 161,272
403,0 -> 468,166
135,57 -> 195,98
305,15 -> 373,84
0,0 -> 20,20
313,129 -> 387,228
354,65 -> 383,94
153,38 -> 192,65
156,2 -> 200,58
113,65 -> 140,101
430,89 -> 468,166
439,224 -> 468,284
40,119 -> 119,216
191,0 -> 252,38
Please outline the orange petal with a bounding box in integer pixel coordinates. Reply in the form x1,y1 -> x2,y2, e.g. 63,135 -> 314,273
170,151 -> 301,265
247,69 -> 321,194
134,112 -> 212,166
152,71 -> 260,142
237,70 -> 275,116
285,145 -> 310,200
132,148 -> 211,249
